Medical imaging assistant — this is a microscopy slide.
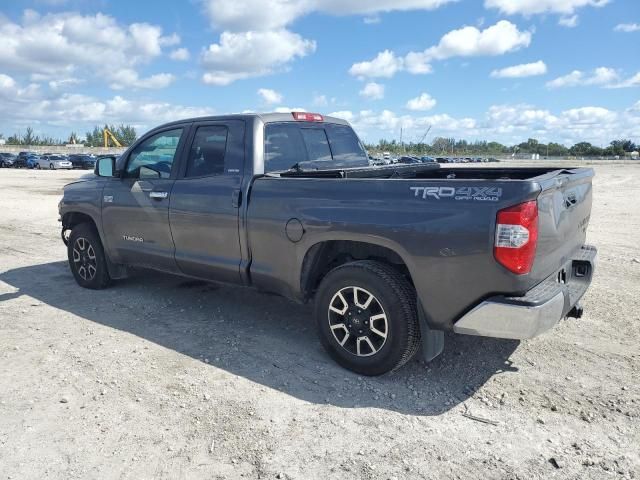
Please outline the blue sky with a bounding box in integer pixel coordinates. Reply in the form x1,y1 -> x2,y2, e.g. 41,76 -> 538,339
0,0 -> 638,145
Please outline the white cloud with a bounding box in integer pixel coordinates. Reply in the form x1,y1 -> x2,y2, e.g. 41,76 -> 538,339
48,77 -> 83,90
558,15 -> 578,27
404,52 -> 434,74
201,0 -> 457,32
0,11 -> 179,90
351,21 -> 532,79
406,92 -> 437,111
359,82 -> 385,100
546,67 -> 618,88
562,106 -> 615,124
273,106 -> 306,113
257,88 -> 283,104
423,20 -> 532,60
547,70 -> 583,88
614,23 -> 640,33
491,60 -> 547,78
108,70 -> 175,90
201,30 -> 315,85
0,75 -> 214,132
202,0 -> 309,31
484,0 -> 610,16
329,109 -> 477,139
327,110 -> 355,122
324,102 -> 640,147
199,0 -> 457,84
349,50 -> 404,79
606,72 -> 640,89
0,74 -> 17,90
170,47 -> 190,61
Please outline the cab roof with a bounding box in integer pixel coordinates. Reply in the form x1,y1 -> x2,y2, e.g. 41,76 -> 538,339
149,112 -> 351,132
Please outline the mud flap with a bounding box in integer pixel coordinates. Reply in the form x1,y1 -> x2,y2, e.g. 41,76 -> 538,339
418,301 -> 444,362
105,255 -> 129,280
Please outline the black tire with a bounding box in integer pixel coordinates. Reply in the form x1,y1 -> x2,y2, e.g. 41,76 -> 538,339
67,223 -> 111,289
314,260 -> 421,376
49,163 -> 54,170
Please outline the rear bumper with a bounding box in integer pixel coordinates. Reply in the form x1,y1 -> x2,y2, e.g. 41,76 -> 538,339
453,245 -> 597,339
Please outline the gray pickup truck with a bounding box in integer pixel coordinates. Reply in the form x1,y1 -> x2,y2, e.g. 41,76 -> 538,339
59,112 -> 596,375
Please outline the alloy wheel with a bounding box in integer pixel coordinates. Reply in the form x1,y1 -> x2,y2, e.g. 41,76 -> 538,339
328,286 -> 389,357
72,237 -> 97,281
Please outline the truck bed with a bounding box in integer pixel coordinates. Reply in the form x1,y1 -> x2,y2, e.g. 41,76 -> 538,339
249,165 -> 594,330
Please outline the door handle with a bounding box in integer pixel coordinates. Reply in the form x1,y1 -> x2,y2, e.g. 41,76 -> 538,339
231,189 -> 242,208
149,191 -> 169,200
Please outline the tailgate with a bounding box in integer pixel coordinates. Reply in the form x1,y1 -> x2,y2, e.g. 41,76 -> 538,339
531,168 -> 594,281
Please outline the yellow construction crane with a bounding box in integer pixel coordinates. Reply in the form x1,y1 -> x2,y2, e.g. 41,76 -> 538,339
103,128 -> 122,148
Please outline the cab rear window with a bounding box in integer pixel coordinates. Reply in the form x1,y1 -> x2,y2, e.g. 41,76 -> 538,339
265,122 -> 368,173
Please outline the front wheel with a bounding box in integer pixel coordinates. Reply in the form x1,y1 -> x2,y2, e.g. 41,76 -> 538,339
67,223 -> 111,289
314,260 -> 421,376
49,163 -> 54,170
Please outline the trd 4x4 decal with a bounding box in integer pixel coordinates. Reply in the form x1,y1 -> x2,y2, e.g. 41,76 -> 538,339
410,186 -> 502,202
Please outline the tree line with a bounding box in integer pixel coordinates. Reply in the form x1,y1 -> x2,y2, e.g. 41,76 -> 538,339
1,127 -> 636,158
0,124 -> 137,147
366,137 -> 638,158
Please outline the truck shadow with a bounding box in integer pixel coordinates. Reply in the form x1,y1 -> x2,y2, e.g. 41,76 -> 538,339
1,261 -> 519,416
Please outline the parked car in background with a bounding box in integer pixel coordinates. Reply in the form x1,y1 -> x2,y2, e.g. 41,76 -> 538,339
396,156 -> 422,164
26,155 -> 41,169
69,154 -> 97,169
420,156 -> 436,163
0,153 -> 17,167
38,154 -> 73,170
14,151 -> 37,168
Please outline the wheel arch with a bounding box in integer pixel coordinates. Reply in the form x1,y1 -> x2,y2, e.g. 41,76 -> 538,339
62,211 -> 99,233
61,210 -> 127,280
299,239 -> 415,302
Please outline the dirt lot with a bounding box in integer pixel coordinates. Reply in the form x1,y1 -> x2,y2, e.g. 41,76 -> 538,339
0,165 -> 638,480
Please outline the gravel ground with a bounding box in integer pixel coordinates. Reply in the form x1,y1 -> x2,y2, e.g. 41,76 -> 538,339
0,165 -> 638,480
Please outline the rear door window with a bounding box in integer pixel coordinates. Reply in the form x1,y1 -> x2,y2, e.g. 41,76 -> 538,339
185,125 -> 228,177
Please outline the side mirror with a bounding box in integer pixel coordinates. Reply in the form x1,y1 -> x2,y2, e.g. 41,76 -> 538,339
95,157 -> 116,177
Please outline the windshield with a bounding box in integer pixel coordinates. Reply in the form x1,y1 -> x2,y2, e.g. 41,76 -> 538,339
264,122 -> 369,173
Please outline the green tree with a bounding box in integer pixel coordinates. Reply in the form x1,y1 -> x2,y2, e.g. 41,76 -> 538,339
116,124 -> 137,146
23,127 -> 36,146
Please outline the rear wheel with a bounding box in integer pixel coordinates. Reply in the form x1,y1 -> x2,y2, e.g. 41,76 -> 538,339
49,163 -> 54,170
314,260 -> 420,375
67,223 -> 111,289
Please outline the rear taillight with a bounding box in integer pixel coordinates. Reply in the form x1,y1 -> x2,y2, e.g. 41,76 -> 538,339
292,112 -> 323,122
494,200 -> 538,275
